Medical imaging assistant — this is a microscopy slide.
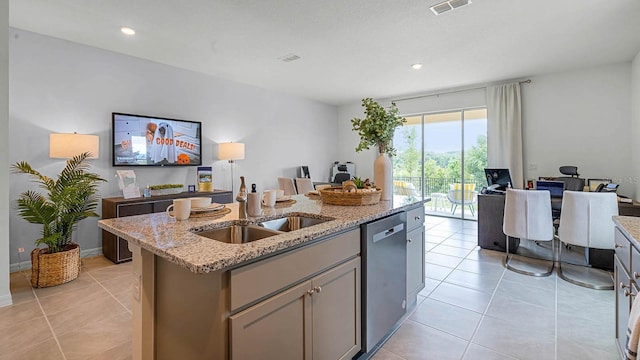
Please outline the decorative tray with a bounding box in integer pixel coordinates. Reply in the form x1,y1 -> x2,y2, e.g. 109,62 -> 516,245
188,207 -> 231,218
319,188 -> 382,206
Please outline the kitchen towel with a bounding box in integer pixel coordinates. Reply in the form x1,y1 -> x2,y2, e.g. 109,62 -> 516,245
626,291 -> 640,359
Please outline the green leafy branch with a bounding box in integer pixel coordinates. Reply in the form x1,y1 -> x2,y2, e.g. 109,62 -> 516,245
350,98 -> 406,157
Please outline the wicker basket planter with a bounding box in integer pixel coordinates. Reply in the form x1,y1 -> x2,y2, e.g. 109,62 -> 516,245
30,243 -> 81,288
319,188 -> 382,206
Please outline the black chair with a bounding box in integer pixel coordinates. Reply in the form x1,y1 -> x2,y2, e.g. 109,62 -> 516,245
551,166 -> 585,218
334,172 -> 351,183
555,166 -> 585,191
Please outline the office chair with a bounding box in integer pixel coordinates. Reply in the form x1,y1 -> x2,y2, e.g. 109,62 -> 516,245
333,164 -> 351,183
555,166 -> 585,191
556,191 -> 618,290
503,189 -> 555,276
551,166 -> 586,218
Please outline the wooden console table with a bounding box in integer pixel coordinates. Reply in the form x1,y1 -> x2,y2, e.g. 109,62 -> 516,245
101,190 -> 233,263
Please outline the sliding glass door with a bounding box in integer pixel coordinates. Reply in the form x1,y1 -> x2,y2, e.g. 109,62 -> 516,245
393,108 -> 487,220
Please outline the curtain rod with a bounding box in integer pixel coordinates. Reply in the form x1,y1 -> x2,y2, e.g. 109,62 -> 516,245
391,79 -> 532,103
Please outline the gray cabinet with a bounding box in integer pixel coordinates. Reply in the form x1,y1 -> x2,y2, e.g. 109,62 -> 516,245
406,205 -> 425,306
477,194 -> 520,252
614,226 -> 638,356
312,258 -> 361,360
229,229 -> 361,360
230,257 -> 361,360
230,280 -> 312,360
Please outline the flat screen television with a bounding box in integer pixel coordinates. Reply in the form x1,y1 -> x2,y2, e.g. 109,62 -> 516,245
112,112 -> 202,166
484,168 -> 512,190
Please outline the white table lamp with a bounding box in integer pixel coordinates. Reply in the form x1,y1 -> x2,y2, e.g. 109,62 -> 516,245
218,142 -> 245,197
50,133 -> 100,159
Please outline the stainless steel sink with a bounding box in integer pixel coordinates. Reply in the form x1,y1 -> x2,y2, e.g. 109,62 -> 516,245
197,225 -> 282,244
258,216 -> 330,232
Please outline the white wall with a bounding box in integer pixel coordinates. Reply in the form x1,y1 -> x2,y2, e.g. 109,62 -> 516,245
632,51 -> 640,200
522,63 -> 633,196
8,29 -> 339,269
339,65 -> 633,198
1,0 -> 12,306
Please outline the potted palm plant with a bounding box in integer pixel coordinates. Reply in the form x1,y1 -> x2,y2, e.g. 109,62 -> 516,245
351,98 -> 406,200
12,152 -> 106,288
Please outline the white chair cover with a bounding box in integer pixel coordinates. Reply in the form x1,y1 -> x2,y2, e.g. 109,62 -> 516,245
277,177 -> 297,195
295,178 -> 314,195
558,191 -> 618,249
503,189 -> 554,241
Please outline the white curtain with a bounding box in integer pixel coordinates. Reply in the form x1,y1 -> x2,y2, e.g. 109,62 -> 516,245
487,83 -> 524,188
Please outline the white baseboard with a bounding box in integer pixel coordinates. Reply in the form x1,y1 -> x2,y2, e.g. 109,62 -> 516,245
9,247 -> 103,273
0,294 -> 13,307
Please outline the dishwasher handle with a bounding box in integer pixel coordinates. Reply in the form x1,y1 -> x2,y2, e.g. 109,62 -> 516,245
372,223 -> 404,243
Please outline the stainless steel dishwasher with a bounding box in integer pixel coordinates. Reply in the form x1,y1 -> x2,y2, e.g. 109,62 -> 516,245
361,212 -> 407,353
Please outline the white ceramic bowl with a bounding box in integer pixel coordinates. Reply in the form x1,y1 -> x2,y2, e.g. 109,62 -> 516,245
189,197 -> 212,209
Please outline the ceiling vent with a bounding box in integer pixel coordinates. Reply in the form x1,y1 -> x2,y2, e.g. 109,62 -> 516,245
430,0 -> 471,15
279,54 -> 301,62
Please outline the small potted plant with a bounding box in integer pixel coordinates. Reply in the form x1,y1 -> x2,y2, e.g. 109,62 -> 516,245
12,152 -> 106,288
149,183 -> 184,196
351,98 -> 406,200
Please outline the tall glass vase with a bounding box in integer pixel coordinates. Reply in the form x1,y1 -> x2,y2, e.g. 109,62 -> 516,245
374,152 -> 392,201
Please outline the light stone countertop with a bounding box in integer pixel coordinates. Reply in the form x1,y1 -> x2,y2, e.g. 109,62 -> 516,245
98,195 -> 426,274
614,216 -> 640,244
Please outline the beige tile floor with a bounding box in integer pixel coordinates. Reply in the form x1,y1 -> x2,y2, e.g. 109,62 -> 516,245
1,256 -> 132,360
0,215 -> 618,360
374,216 -> 618,360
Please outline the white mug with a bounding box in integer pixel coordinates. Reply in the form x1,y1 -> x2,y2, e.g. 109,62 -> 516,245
262,190 -> 277,207
166,198 -> 191,221
247,192 -> 262,217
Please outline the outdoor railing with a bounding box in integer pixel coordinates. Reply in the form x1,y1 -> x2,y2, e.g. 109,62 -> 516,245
393,176 -> 485,196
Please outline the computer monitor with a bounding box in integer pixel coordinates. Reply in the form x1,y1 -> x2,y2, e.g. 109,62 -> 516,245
484,168 -> 512,189
536,180 -> 565,198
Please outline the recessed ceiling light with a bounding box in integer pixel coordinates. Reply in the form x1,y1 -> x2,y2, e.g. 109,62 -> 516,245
121,27 -> 136,36
411,63 -> 423,70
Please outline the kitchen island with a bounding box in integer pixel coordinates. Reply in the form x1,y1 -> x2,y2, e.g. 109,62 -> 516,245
98,195 -> 426,360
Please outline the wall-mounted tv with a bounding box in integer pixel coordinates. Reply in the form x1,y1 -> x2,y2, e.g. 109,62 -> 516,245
112,112 -> 202,166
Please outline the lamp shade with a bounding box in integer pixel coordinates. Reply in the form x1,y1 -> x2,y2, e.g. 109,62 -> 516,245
50,133 -> 100,159
218,142 -> 245,161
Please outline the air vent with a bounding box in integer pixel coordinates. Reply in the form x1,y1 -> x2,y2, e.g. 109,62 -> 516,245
449,0 -> 470,9
279,54 -> 301,62
430,0 -> 471,15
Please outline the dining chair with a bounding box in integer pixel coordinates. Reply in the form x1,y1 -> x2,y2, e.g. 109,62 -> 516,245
277,177 -> 297,195
295,178 -> 314,195
503,188 -> 555,276
557,191 -> 618,289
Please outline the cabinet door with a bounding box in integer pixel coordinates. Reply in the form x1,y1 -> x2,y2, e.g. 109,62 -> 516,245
312,257 -> 361,360
407,226 -> 425,304
152,200 -> 173,213
118,203 -> 153,217
230,280 -> 312,360
616,256 -> 632,356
